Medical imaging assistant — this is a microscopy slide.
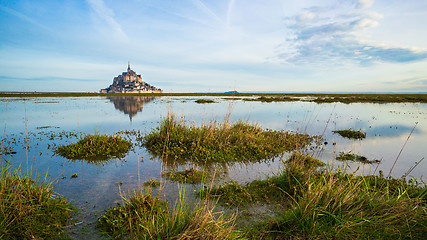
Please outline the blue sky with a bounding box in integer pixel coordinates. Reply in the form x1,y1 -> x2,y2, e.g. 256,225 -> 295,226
1,0 -> 426,92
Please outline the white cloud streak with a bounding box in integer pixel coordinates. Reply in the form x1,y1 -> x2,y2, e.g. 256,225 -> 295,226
86,0 -> 128,41
275,0 -> 427,66
0,5 -> 51,32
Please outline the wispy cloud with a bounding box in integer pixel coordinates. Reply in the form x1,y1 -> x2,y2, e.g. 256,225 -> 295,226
86,0 -> 128,41
191,0 -> 226,27
0,5 -> 51,32
274,0 -> 427,66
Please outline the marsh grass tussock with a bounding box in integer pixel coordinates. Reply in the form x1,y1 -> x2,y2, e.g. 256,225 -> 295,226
0,161 -> 72,239
55,132 -> 131,162
198,152 -> 426,239
255,172 -> 427,240
243,161 -> 426,239
333,129 -> 366,139
142,113 -> 315,164
97,187 -> 242,240
195,99 -> 215,104
143,179 -> 161,188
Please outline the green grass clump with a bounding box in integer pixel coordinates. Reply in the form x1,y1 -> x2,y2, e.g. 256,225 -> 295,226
0,162 -> 72,239
97,188 -> 242,239
333,129 -> 366,139
142,113 -> 314,164
162,168 -> 210,184
252,172 -> 426,239
143,179 -> 161,188
195,99 -> 215,104
336,152 -> 380,164
55,132 -> 132,162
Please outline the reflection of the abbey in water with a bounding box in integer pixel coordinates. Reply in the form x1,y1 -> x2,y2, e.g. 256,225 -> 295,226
108,96 -> 158,121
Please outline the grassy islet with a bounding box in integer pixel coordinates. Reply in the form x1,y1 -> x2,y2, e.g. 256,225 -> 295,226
142,113 -> 315,164
55,132 -> 132,162
333,129 -> 366,139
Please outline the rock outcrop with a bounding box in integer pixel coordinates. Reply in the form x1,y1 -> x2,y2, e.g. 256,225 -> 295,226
100,63 -> 162,93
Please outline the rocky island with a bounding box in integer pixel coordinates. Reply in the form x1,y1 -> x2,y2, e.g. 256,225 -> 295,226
100,63 -> 163,93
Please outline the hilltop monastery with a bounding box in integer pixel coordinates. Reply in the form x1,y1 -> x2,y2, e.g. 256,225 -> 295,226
100,63 -> 162,93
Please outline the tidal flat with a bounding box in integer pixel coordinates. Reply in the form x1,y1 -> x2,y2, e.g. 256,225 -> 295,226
0,94 -> 426,239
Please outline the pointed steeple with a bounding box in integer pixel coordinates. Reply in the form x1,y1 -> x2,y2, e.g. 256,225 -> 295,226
127,61 -> 131,71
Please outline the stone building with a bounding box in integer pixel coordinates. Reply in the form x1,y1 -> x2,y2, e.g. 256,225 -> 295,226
100,63 -> 163,93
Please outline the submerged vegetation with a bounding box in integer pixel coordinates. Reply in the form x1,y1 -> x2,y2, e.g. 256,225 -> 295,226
0,161 -> 72,239
162,167 -> 210,184
97,187 -> 241,239
142,113 -> 315,164
333,129 -> 366,139
55,132 -> 132,162
336,152 -> 381,164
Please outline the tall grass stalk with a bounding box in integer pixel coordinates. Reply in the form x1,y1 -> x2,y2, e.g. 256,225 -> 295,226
387,122 -> 418,178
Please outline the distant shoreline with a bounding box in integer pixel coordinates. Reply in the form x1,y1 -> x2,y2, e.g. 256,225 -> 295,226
1,92 -> 426,103
1,91 -> 426,95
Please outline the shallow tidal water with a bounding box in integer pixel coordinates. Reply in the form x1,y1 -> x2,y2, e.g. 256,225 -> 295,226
1,96 -> 426,238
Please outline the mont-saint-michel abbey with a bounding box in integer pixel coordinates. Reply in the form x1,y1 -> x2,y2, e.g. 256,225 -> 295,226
100,63 -> 163,93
